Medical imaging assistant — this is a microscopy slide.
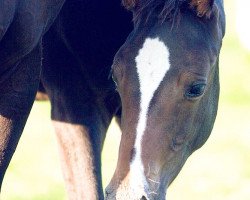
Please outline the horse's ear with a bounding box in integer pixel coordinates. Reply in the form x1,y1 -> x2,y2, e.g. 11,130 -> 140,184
189,0 -> 215,18
122,0 -> 137,10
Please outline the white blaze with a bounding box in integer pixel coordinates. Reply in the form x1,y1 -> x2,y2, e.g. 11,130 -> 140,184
130,37 -> 170,188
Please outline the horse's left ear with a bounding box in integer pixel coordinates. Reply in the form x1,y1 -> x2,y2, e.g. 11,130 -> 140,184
189,0 -> 215,18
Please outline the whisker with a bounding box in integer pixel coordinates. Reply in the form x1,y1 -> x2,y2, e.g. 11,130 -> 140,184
147,163 -> 151,176
147,178 -> 160,184
148,191 -> 158,195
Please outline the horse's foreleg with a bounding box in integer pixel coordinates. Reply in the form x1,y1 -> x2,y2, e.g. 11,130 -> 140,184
41,23 -> 115,198
0,44 -> 41,189
50,102 -> 111,200
52,120 -> 105,200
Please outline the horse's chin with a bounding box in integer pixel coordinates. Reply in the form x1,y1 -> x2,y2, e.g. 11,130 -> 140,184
106,181 -> 149,200
105,179 -> 167,200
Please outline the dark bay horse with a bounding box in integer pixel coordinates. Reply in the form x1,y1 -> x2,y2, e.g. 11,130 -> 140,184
0,0 -> 225,199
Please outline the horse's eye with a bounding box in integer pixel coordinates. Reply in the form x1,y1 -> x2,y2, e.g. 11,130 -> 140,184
185,83 -> 206,98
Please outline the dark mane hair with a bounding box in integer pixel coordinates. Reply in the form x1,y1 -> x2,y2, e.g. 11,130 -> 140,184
123,0 -> 214,24
123,0 -> 187,23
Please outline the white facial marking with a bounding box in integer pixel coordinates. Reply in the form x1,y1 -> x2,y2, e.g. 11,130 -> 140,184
130,37 -> 170,188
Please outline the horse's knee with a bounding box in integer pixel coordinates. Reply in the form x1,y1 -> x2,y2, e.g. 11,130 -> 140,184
0,45 -> 41,118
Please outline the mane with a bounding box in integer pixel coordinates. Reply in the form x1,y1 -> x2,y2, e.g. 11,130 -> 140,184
125,0 -> 188,23
123,0 -> 214,24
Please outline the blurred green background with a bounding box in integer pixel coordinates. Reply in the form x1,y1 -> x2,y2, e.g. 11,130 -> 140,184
2,0 -> 250,199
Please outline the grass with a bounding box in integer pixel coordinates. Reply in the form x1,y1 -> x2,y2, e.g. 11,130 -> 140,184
2,0 -> 250,199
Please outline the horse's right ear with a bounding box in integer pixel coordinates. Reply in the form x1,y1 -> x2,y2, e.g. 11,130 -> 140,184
189,0 -> 215,18
122,0 -> 137,10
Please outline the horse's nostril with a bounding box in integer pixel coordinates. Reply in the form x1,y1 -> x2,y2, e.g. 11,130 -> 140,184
105,185 -> 114,197
141,195 -> 148,200
105,188 -> 111,196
